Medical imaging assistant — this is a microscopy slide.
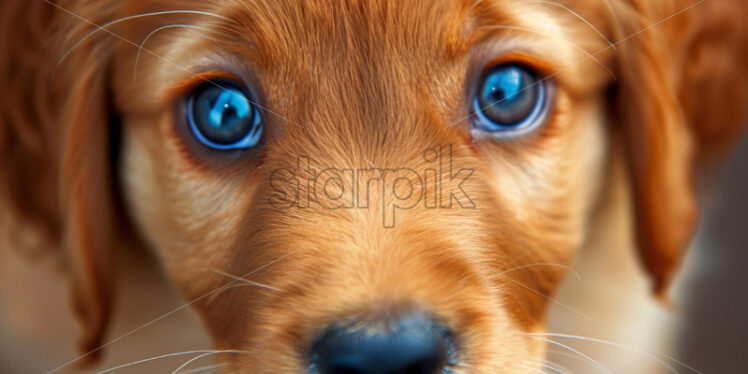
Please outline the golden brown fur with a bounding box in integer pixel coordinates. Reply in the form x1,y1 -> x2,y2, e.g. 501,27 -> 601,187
1,0 -> 746,372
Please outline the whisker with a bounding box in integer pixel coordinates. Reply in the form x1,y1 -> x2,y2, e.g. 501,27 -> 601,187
133,24 -> 213,80
500,272 -> 703,374
548,348 -> 586,361
527,0 -> 616,50
526,333 -> 678,373
543,357 -> 575,374
477,25 -> 615,78
39,217 -> 297,374
133,22 -> 245,79
497,263 -> 581,280
96,350 -> 246,374
171,352 -> 224,374
542,361 -> 571,374
547,347 -> 601,370
216,283 -> 260,293
601,0 -> 623,39
206,250 -> 299,304
209,268 -> 283,292
522,359 -> 570,374
58,10 -> 231,65
531,337 -> 613,374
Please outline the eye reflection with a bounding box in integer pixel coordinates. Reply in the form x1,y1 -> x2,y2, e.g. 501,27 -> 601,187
187,80 -> 263,150
472,63 -> 547,136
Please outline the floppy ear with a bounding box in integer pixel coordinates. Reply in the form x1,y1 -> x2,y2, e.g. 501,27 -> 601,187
0,1 -> 118,363
613,0 -> 748,296
60,48 -> 117,362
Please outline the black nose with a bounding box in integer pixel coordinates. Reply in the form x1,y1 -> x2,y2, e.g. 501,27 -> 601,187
311,313 -> 452,374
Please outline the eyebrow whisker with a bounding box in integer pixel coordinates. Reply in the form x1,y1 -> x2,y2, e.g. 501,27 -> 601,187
134,24 -> 212,80
133,22 -> 251,80
527,0 -> 617,50
58,10 -> 231,65
477,24 -> 615,78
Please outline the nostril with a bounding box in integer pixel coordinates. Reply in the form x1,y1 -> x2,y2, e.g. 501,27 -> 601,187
311,313 -> 454,374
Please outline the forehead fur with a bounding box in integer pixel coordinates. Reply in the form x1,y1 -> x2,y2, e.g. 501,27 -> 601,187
222,0 -> 474,60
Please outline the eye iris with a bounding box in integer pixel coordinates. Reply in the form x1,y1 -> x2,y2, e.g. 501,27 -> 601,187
475,64 -> 541,128
189,82 -> 262,148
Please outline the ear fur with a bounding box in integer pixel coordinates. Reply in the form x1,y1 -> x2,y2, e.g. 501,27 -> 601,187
61,51 -> 117,363
612,0 -> 748,296
0,0 -> 119,363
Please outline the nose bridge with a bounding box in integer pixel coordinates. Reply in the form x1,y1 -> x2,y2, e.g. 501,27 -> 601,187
256,18 -> 483,297
268,86 -> 447,231
306,60 -> 411,146
269,144 -> 474,244
265,95 -> 480,241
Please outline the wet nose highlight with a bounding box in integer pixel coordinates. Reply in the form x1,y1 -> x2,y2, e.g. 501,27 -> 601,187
310,313 -> 454,374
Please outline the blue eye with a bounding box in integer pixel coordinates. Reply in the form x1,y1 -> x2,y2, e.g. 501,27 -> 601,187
472,64 -> 547,135
187,81 -> 263,149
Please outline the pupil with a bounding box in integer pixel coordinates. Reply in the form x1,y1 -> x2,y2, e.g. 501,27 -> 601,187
220,104 -> 236,121
490,68 -> 521,101
477,65 -> 537,126
194,86 -> 254,145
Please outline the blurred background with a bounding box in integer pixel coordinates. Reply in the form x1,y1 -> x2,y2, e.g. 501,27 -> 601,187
678,132 -> 748,372
547,132 -> 748,374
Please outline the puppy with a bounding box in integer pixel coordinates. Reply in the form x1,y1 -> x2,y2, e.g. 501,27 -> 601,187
0,0 -> 746,373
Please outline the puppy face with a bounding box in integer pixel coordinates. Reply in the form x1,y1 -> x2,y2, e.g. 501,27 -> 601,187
2,0 -> 746,373
115,1 -> 610,372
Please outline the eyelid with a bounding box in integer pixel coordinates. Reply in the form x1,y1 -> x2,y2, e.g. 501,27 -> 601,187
166,71 -> 245,100
480,53 -> 556,77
